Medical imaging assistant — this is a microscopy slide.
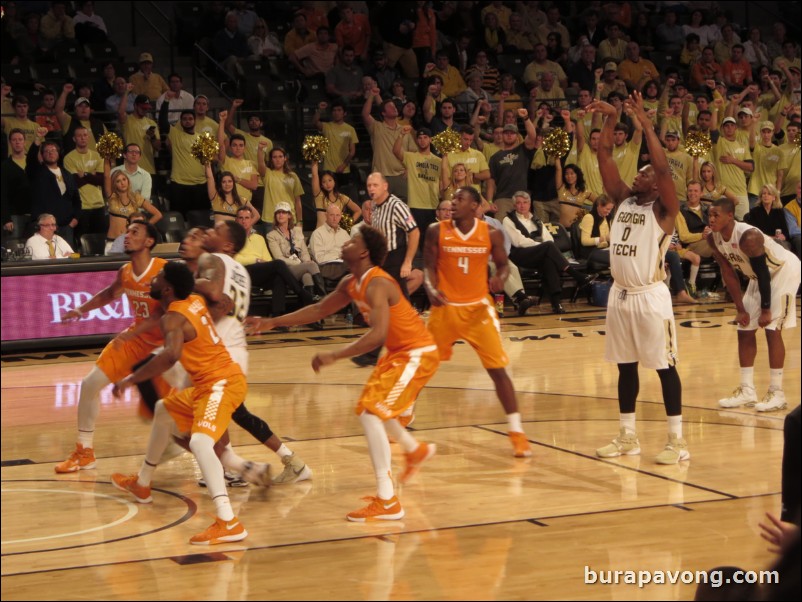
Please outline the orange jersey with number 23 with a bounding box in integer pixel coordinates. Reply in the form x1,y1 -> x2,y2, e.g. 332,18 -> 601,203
437,219 -> 491,304
121,257 -> 168,345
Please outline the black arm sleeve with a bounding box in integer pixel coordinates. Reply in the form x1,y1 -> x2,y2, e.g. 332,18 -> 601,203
748,254 -> 772,310
158,100 -> 171,138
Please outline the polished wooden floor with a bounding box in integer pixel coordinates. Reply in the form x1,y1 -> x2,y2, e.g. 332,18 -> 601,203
2,301 -> 798,600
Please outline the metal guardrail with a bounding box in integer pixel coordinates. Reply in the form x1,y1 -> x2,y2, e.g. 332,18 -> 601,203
130,1 -> 175,74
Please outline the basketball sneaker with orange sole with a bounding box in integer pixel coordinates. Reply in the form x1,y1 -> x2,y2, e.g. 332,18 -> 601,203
509,431 -> 533,457
190,516 -> 248,545
54,443 -> 96,473
400,442 -> 436,483
111,473 -> 153,503
346,495 -> 405,522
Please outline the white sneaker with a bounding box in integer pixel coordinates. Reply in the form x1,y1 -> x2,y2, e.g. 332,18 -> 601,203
718,385 -> 758,408
755,389 -> 788,412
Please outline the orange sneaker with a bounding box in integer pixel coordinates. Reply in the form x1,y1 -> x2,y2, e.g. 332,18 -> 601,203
190,516 -> 248,545
111,473 -> 153,503
399,442 -> 436,484
54,443 -> 96,473
509,431 -> 532,458
346,496 -> 405,522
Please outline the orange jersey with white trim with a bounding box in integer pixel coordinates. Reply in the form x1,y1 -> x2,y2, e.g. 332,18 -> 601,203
437,218 -> 491,303
347,267 -> 435,353
121,257 -> 167,345
166,294 -> 244,388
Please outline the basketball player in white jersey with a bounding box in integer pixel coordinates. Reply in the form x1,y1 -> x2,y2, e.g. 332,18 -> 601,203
180,223 -> 312,485
590,93 -> 689,465
708,198 -> 801,412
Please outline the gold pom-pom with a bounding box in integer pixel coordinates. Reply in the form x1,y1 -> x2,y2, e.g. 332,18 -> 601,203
431,128 -> 462,155
340,213 -> 354,233
190,132 -> 220,165
302,135 -> 329,163
685,130 -> 712,158
543,128 -> 571,159
96,132 -> 124,160
795,131 -> 801,149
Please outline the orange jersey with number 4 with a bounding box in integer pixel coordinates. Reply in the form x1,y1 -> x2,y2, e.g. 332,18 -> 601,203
347,267 -> 435,353
121,257 -> 167,345
438,219 -> 491,304
166,294 -> 244,388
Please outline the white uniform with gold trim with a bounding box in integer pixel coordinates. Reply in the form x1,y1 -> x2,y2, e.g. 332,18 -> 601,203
605,198 -> 677,369
712,222 -> 800,331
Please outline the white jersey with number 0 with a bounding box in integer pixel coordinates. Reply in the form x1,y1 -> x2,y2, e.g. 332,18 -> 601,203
609,197 -> 671,288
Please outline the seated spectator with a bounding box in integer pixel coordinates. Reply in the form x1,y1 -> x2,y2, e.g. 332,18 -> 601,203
568,44 -> 599,93
577,9 -> 604,48
578,195 -> 614,268
691,47 -> 723,90
92,62 -> 116,112
424,51 -> 468,99
505,12 -> 537,53
533,71 -> 567,109
545,32 -> 568,67
283,12 -> 316,58
598,22 -> 626,64
481,1 -> 512,31
538,6 -> 570,52
129,52 -> 169,102
291,26 -> 338,78
442,162 -> 484,203
722,45 -> 753,88
309,205 -> 351,282
266,202 -> 327,299
212,11 -> 250,79
311,160 -> 361,228
482,12 -> 506,57
72,0 -> 107,44
40,1 -> 75,50
665,232 -> 699,303
655,9 -> 684,57
349,200 -> 373,238
598,63 -> 628,97
469,50 -> 500,94
773,41 -> 801,73
743,27 -> 770,71
683,9 -> 712,49
325,45 -> 364,101
104,159 -> 162,253
714,24 -> 739,65
247,18 -> 282,61
784,182 -> 801,258
216,113 -> 258,205
456,70 -> 492,114
494,73 -> 524,112
618,42 -> 659,92
680,34 -> 702,69
15,12 -> 50,64
503,191 -> 591,314
748,184 -> 793,251
105,77 -> 135,114
107,210 -> 152,255
26,213 -> 74,259
677,181 -> 714,258
233,206 -> 270,266
523,43 -> 568,90
231,1 -> 258,37
335,4 -> 371,62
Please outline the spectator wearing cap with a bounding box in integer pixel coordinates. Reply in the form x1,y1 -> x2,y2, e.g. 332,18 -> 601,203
118,86 -> 161,175
1,91 -> 38,153
735,105 -> 756,144
748,120 -> 784,208
72,1 -> 108,44
393,125 -> 441,235
487,114 -> 538,223
691,46 -> 722,90
40,1 -> 75,50
155,73 -> 195,126
714,115 -> 753,219
129,52 -> 170,102
55,82 -> 107,154
192,94 -> 219,136
335,4 -> 371,62
598,62 -> 627,97
104,77 -> 136,114
722,45 -> 752,88
664,130 -> 693,202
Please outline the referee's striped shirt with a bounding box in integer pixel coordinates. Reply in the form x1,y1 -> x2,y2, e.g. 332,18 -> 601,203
372,194 -> 418,253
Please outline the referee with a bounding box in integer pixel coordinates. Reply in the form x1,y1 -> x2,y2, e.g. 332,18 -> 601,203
351,172 -> 420,366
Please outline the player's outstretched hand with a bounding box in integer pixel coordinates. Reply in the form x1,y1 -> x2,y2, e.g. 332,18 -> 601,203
758,512 -> 800,555
61,309 -> 83,323
244,316 -> 274,335
311,351 -> 337,373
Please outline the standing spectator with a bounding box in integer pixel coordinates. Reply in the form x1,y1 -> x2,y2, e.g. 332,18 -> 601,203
599,63 -> 628,98
256,145 -> 304,222
618,42 -> 659,92
2,91 -> 38,152
27,129 -> 81,247
313,100 -> 358,189
111,143 -> 153,201
748,121 -> 783,207
440,125 -> 490,191
118,89 -> 161,176
63,125 -> 106,239
40,1 -> 75,50
335,3 -> 371,62
715,116 -> 754,220
722,45 -> 753,88
411,1 -> 437,73
655,9 -> 684,57
482,12 -> 506,57
325,46 -> 364,102
577,9 -> 605,49
379,2 -> 420,79
486,112 -> 538,223
72,1 -> 107,44
297,1 -> 328,33
481,1 -> 512,31
362,92 -> 411,201
773,41 -> 802,73
691,46 -> 723,90
191,95 -> 218,136
611,118 -> 643,191
129,53 -> 170,103
393,126 -> 441,235
212,11 -> 250,79
224,99 -> 272,213
105,77 -> 135,114
743,28 -> 771,71
283,13 -> 316,58
216,111 -> 258,205
159,103 -> 207,217
778,119 -> 800,203
290,26 -> 338,78
93,62 -> 116,113
55,83 -> 107,154
1,130 -> 31,222
155,74 -> 195,126
664,130 -> 693,203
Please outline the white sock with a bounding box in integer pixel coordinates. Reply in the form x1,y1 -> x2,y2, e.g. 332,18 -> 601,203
769,369 -> 783,391
190,432 -> 234,521
220,444 -> 247,473
384,418 -> 419,453
740,367 -> 755,389
689,264 -> 699,286
137,401 -> 173,485
276,444 -> 292,459
620,413 -> 637,435
507,412 -> 523,433
668,415 -> 683,439
76,367 -> 110,449
359,411 -> 394,500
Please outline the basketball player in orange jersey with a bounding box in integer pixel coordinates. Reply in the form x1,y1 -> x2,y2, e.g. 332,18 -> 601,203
111,262 -> 249,544
246,226 -> 440,521
56,222 -> 170,473
423,186 -> 533,458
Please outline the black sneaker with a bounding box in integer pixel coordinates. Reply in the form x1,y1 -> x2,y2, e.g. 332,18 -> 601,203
515,296 -> 537,317
351,353 -> 378,367
198,470 -> 249,488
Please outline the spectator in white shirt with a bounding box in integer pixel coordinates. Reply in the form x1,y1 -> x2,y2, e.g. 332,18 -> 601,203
309,204 -> 350,281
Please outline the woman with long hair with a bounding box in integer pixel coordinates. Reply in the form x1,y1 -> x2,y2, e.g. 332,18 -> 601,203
266,202 -> 327,299
103,158 -> 162,253
747,184 -> 792,249
555,160 -> 596,209
441,162 -> 485,204
206,163 -> 259,224
578,194 -> 615,268
257,144 -> 304,225
696,160 -> 740,205
310,161 -> 361,228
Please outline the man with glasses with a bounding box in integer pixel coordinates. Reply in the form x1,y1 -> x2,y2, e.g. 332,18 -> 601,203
26,213 -> 75,259
110,143 -> 153,201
